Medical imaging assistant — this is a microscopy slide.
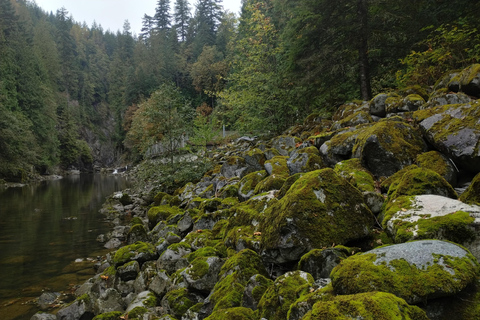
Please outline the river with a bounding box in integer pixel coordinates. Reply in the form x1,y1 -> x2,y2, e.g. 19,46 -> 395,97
0,174 -> 131,319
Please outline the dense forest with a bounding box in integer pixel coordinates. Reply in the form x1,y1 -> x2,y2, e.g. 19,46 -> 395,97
0,0 -> 479,182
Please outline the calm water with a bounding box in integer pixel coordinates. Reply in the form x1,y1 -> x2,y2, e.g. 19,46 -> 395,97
0,174 -> 131,319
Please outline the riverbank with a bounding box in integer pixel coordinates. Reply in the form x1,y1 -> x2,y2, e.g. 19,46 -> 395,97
33,65 -> 480,320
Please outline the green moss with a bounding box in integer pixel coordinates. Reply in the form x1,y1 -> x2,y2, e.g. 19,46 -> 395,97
199,198 -> 223,213
249,274 -> 273,303
148,205 -> 183,228
102,265 -> 117,277
219,184 -> 239,199
142,292 -> 158,307
387,167 -> 457,201
92,311 -> 123,320
113,241 -> 156,267
186,257 -> 210,280
210,249 -> 268,311
265,156 -> 290,177
460,172 -> 480,205
277,173 -> 304,199
330,250 -> 478,304
165,288 -> 195,318
352,120 -> 426,177
416,150 -> 451,178
238,170 -> 268,199
166,242 -> 191,253
129,217 -> 144,226
254,175 -> 286,194
260,168 -> 374,251
334,158 -> 375,192
220,197 -> 239,209
186,246 -> 222,262
303,292 -> 428,320
383,196 -> 476,244
380,165 -> 417,192
257,271 -> 314,320
204,307 -> 256,320
127,306 -> 149,319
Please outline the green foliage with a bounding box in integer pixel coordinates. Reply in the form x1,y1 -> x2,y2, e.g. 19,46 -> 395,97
190,112 -> 221,150
397,22 -> 480,87
125,83 -> 194,159
219,1 -> 296,134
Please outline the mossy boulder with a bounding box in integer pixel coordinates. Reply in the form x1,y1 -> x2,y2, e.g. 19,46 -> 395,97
242,274 -> 273,311
264,156 -> 290,177
92,311 -> 123,320
271,135 -> 302,156
244,148 -> 266,171
448,64 -> 480,97
206,249 -> 269,313
298,248 -> 348,280
113,241 -> 157,267
221,156 -> 253,179
382,194 -> 480,257
277,173 -> 304,200
161,288 -> 199,319
287,146 -> 324,174
370,93 -> 401,117
117,260 -> 140,281
181,256 -> 225,292
319,126 -> 365,167
218,183 -> 239,199
331,110 -> 373,131
260,168 -> 374,264
157,242 -> 192,271
302,292 -> 428,320
127,223 -> 149,245
416,150 -> 458,186
352,120 -> 427,178
333,158 -> 375,192
332,101 -> 367,122
204,307 -> 256,320
147,205 -> 183,229
417,101 -> 480,173
330,240 -> 479,304
460,172 -> 480,205
254,174 -> 287,194
237,170 -> 268,201
386,167 -> 457,202
56,293 -> 94,320
257,271 -> 314,320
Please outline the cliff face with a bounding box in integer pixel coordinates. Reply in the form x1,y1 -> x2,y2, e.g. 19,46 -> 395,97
40,64 -> 480,320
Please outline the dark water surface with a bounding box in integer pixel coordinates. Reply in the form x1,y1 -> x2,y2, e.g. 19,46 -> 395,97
0,174 -> 131,319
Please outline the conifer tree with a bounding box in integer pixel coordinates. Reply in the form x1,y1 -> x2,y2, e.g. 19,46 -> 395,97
174,0 -> 191,42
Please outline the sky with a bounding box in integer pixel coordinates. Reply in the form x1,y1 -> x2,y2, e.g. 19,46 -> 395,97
33,0 -> 242,35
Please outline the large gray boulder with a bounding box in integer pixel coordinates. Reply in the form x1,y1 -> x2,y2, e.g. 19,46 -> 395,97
56,294 -> 94,320
260,168 -> 374,264
383,194 -> 480,259
352,119 -> 427,177
287,146 -> 324,174
270,135 -> 301,156
417,101 -> 480,173
157,243 -> 192,275
181,256 -> 225,292
93,288 -> 125,314
331,240 -> 479,304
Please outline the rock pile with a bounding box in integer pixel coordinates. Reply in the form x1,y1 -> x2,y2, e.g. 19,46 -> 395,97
37,64 -> 480,320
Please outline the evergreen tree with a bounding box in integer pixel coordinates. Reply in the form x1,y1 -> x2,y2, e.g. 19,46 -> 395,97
174,0 -> 191,42
154,0 -> 171,32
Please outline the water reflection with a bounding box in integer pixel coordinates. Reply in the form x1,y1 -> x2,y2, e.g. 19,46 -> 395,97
0,174 -> 130,319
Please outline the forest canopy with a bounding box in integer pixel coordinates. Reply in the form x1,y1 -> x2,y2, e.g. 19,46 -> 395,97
0,0 -> 479,181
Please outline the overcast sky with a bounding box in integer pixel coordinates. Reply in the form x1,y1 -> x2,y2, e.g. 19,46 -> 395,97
34,0 -> 242,35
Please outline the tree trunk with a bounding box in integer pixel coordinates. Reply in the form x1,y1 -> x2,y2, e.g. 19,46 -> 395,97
357,0 -> 372,101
